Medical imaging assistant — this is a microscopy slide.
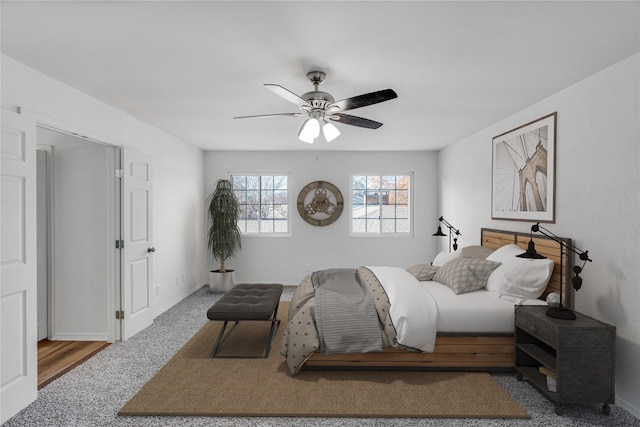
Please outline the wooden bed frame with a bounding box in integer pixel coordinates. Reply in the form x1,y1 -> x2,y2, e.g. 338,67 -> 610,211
303,228 -> 573,371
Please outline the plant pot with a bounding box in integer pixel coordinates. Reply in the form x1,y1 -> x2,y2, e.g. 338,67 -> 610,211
209,270 -> 235,293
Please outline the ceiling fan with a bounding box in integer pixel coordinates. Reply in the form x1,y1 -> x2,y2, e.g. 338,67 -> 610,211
234,71 -> 398,144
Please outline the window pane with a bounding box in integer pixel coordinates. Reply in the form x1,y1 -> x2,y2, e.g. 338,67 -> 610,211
231,175 -> 245,189
246,190 -> 259,204
381,219 -> 396,233
381,175 -> 395,189
367,176 -> 380,190
396,219 -> 410,233
274,176 -> 288,190
246,220 -> 259,233
353,176 -> 366,190
366,218 -> 380,233
352,191 -> 365,206
262,175 -> 274,189
274,190 -> 287,204
273,204 -> 288,219
365,190 -> 379,205
260,221 -> 273,233
274,219 -> 288,233
396,190 -> 409,204
352,218 -> 366,233
380,205 -> 396,219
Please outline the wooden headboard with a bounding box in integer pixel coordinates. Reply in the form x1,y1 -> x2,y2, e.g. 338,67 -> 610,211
481,228 -> 574,309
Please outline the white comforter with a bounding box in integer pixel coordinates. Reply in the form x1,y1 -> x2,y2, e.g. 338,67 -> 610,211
367,266 -> 438,352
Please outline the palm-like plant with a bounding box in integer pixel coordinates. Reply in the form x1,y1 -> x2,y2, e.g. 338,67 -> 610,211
207,179 -> 242,272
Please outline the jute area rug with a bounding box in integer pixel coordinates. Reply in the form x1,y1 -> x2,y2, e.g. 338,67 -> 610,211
119,302 -> 529,419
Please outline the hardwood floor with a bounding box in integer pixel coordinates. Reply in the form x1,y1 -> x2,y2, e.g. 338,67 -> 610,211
38,339 -> 110,389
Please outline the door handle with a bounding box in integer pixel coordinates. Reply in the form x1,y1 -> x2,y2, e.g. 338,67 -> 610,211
147,247 -> 156,253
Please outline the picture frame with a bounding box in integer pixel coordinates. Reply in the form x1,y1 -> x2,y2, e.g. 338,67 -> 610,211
492,112 -> 556,222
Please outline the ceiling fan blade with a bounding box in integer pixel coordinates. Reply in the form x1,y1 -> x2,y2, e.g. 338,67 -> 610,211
233,113 -> 305,119
329,89 -> 397,112
264,84 -> 310,107
329,113 -> 383,129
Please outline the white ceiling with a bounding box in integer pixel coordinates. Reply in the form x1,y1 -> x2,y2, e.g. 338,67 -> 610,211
1,1 -> 639,151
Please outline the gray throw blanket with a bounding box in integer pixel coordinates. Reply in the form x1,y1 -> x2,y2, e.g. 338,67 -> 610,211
311,268 -> 383,354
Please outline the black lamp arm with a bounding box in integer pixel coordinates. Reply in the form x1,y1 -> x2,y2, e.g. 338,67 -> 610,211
531,223 -> 592,263
439,216 -> 461,236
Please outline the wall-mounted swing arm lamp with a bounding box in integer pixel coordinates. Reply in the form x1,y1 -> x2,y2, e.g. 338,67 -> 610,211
516,222 -> 592,320
432,216 -> 461,252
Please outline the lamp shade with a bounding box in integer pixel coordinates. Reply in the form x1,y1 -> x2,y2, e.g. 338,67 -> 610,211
322,122 -> 340,142
298,118 -> 320,143
516,240 -> 547,259
432,226 -> 447,237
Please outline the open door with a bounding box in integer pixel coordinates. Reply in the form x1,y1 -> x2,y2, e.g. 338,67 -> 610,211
120,148 -> 154,339
1,109 -> 37,423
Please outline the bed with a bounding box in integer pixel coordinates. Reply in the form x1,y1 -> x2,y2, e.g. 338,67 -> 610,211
280,228 -> 573,374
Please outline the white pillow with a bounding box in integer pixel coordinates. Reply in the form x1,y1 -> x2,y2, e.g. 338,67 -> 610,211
486,244 -> 554,302
432,250 -> 460,267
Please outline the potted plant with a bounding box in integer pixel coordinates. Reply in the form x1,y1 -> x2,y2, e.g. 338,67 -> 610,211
207,179 -> 242,292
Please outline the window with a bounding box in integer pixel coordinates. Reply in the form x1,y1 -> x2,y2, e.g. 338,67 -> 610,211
351,174 -> 411,234
231,174 -> 289,234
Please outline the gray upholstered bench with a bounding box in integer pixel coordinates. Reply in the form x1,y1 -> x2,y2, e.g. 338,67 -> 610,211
206,283 -> 283,358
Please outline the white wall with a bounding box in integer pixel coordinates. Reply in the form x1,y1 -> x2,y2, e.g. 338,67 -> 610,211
438,53 -> 640,417
204,150 -> 439,285
1,54 -> 207,318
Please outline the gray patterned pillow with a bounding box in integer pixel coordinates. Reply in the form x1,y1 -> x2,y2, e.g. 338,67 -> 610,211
433,258 -> 501,294
406,264 -> 440,281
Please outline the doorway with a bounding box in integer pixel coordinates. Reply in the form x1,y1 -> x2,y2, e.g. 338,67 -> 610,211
36,126 -> 119,345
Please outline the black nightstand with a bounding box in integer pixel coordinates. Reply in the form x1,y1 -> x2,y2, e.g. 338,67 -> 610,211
514,305 -> 615,415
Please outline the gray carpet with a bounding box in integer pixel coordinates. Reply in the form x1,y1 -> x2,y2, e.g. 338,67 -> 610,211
5,286 -> 639,427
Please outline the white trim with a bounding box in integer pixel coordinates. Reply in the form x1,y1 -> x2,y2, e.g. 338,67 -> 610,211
49,332 -> 109,341
19,107 -> 120,147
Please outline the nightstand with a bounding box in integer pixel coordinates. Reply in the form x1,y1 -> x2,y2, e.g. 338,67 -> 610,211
514,305 -> 615,415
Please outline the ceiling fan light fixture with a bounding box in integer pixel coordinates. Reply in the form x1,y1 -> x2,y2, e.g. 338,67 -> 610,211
322,121 -> 340,142
236,70 -> 398,143
298,118 -> 320,144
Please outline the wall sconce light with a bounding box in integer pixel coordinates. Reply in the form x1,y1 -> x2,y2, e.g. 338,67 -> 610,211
432,216 -> 461,252
517,222 -> 592,320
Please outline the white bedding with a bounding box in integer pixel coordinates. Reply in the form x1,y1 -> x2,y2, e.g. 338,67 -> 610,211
420,280 -> 546,334
367,266 -> 438,352
367,266 -> 547,349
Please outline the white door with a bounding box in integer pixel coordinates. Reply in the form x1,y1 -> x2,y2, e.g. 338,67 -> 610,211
120,148 -> 154,339
1,109 -> 37,423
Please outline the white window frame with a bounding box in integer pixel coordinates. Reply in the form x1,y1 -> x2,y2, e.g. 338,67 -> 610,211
230,172 -> 291,237
349,172 -> 413,236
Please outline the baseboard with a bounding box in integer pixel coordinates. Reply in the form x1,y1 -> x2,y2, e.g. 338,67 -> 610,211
615,394 -> 640,419
153,284 -> 203,318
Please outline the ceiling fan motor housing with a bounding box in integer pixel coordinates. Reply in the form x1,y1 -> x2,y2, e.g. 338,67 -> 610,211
301,91 -> 335,109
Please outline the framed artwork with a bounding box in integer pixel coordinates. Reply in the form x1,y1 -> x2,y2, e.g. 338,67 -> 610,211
492,112 -> 556,222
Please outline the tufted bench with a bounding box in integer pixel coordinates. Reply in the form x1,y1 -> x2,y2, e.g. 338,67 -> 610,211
206,283 -> 283,358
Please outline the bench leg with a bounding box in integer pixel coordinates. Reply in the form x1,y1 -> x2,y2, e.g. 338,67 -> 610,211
263,319 -> 281,358
210,321 -> 239,358
209,318 -> 280,359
